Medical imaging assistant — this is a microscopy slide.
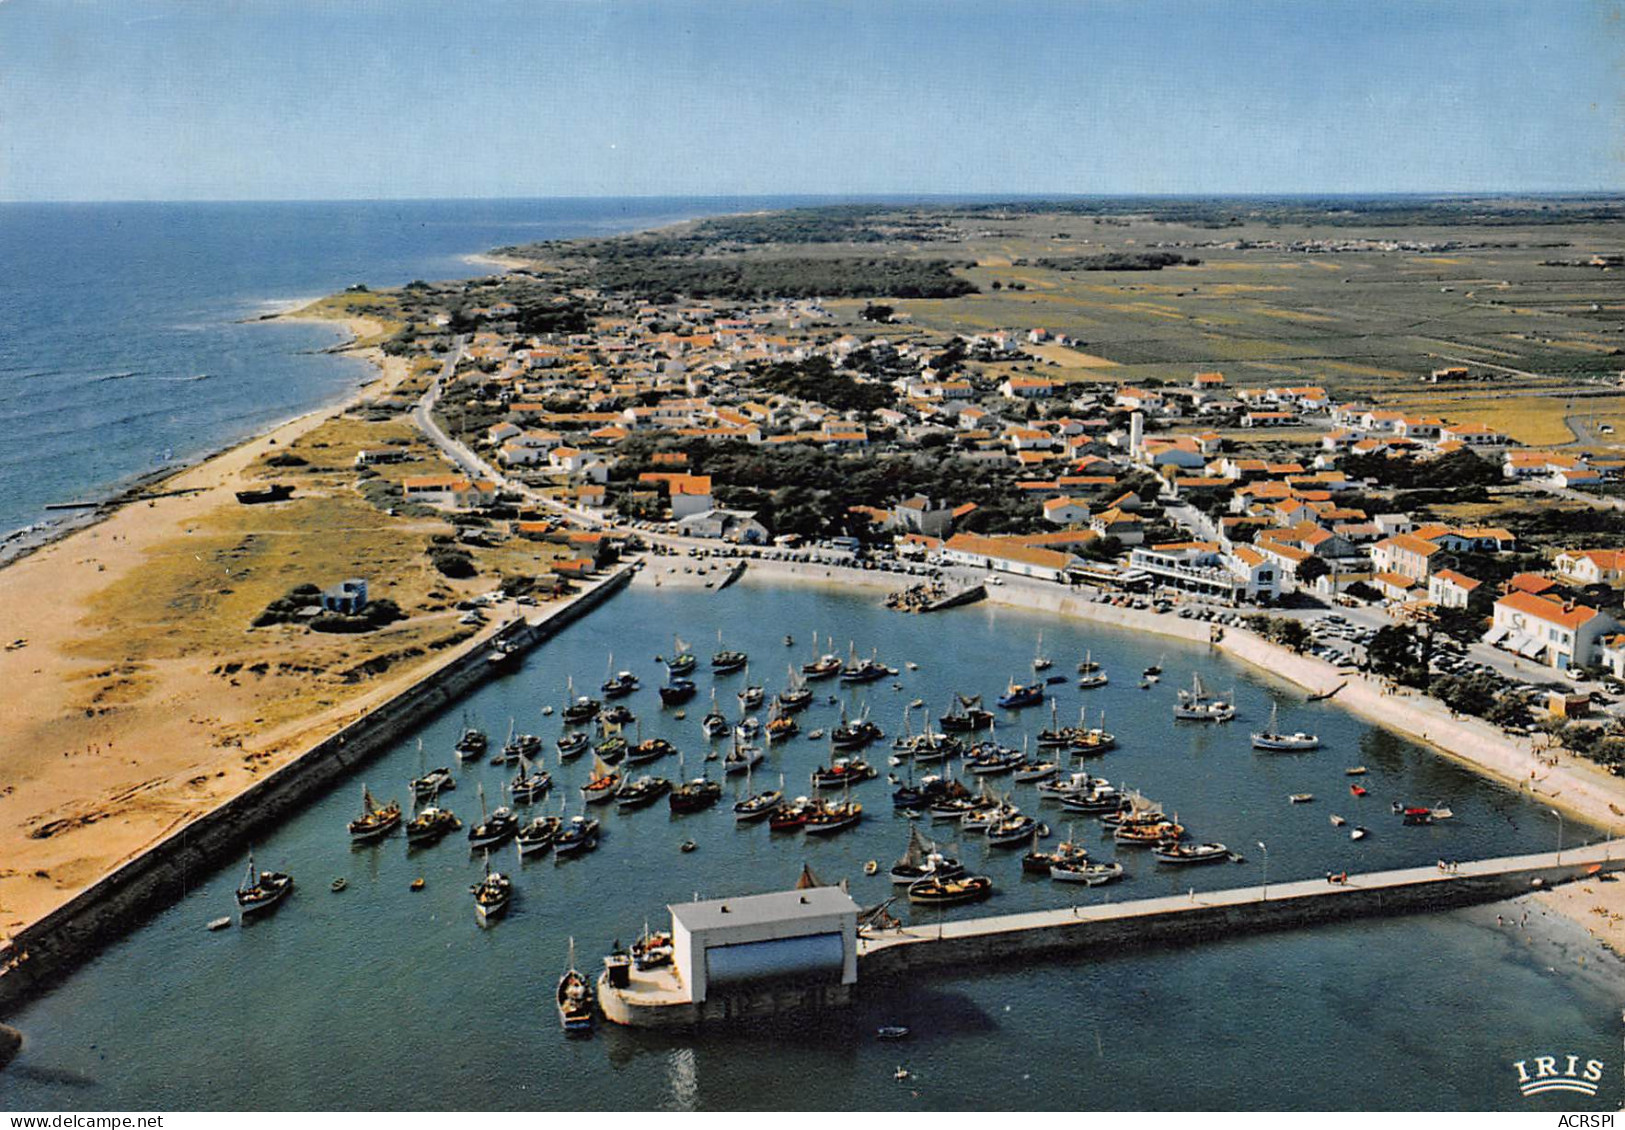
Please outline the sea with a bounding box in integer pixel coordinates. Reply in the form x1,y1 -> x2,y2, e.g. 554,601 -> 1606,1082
0,199 -> 1621,1111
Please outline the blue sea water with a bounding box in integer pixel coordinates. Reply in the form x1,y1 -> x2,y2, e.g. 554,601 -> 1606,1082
0,197 -> 824,539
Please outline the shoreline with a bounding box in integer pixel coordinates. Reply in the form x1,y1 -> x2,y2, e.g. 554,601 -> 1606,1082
0,311 -> 381,570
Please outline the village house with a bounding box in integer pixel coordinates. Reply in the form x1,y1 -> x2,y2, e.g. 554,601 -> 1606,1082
1427,569 -> 1481,610
1554,548 -> 1625,586
1486,591 -> 1620,670
932,533 -> 1076,583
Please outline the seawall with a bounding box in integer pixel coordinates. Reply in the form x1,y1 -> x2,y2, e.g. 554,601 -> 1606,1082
858,842 -> 1625,979
0,564 -> 634,1015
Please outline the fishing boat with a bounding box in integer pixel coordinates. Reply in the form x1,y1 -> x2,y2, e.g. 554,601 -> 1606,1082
497,729 -> 543,766
600,704 -> 635,726
595,728 -> 629,764
712,631 -> 749,673
734,716 -> 762,742
581,755 -> 623,805
1143,657 -> 1164,678
556,731 -> 591,760
454,721 -> 489,761
1172,674 -> 1235,722
557,939 -> 594,1033
735,771 -> 784,822
517,814 -> 563,856
626,736 -> 676,766
996,679 -> 1045,709
890,828 -> 966,885
812,756 -> 878,788
1153,841 -> 1230,865
941,694 -> 995,733
1038,770 -> 1108,800
1013,758 -> 1060,783
1049,859 -> 1124,886
986,813 -> 1044,846
405,803 -> 460,846
1035,701 -> 1073,749
600,665 -> 639,699
562,695 -> 602,725
553,814 -> 601,856
632,924 -> 675,969
804,798 -> 863,835
1251,703 -> 1320,751
839,643 -> 891,684
347,785 -> 402,843
769,796 -> 814,831
1032,631 -> 1052,672
616,775 -> 672,811
779,667 -> 815,711
907,873 -> 992,905
467,786 -> 518,850
700,691 -> 730,739
1058,786 -> 1125,815
831,709 -> 883,750
1114,819 -> 1184,846
1023,824 -> 1087,873
659,677 -> 697,706
670,773 -> 723,813
510,756 -> 553,803
410,765 -> 455,801
803,653 -> 842,680
962,800 -> 1020,835
765,704 -> 800,744
737,677 -> 765,710
1075,650 -> 1107,689
471,857 -> 512,924
723,739 -> 763,775
966,744 -> 1022,775
664,636 -> 698,677
235,849 -> 293,917
1070,712 -> 1118,756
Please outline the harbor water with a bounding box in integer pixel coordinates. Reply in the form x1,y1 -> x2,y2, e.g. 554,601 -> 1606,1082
2,579 -> 1619,1110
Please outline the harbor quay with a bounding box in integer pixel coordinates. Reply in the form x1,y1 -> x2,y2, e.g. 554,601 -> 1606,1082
598,840 -> 1625,1028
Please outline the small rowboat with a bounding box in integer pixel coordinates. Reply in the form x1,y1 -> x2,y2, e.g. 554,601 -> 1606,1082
1349,784 -> 1368,798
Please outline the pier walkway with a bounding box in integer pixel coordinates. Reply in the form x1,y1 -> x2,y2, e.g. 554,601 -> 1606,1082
857,839 -> 1625,976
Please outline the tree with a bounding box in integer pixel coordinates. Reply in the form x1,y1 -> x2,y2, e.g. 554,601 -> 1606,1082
1367,624 -> 1427,686
1295,555 -> 1330,589
1274,619 -> 1312,653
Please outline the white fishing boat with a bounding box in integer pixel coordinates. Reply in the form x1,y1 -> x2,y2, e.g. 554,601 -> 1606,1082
1173,674 -> 1235,722
1251,703 -> 1320,751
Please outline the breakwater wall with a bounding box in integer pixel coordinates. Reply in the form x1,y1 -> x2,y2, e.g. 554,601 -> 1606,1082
0,565 -> 634,1015
857,844 -> 1625,980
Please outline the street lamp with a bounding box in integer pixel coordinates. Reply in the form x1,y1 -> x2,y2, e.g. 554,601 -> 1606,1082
1548,808 -> 1564,864
1257,841 -> 1269,901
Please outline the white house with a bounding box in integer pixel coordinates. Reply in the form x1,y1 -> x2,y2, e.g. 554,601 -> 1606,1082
1485,592 -> 1620,670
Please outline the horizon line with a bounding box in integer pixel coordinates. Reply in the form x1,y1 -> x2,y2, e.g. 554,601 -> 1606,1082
4,188 -> 1625,207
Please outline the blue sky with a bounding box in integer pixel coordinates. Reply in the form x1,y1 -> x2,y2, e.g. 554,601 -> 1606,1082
1,0 -> 1621,201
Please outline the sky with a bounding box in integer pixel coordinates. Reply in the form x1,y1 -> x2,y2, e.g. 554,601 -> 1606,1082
1,0 -> 1621,201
